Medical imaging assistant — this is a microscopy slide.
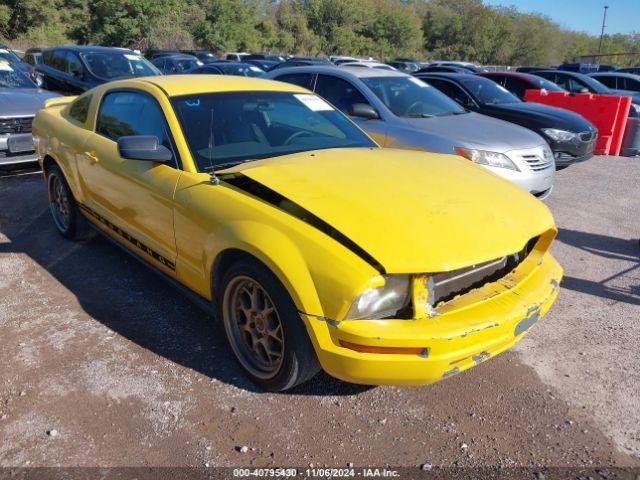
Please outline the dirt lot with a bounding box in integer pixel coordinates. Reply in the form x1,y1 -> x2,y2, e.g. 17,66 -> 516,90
0,156 -> 638,473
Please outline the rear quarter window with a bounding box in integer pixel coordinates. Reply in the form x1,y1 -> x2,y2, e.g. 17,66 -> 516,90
67,94 -> 92,125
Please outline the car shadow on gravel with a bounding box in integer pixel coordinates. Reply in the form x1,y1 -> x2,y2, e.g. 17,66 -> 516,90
0,176 -> 372,396
556,228 -> 640,305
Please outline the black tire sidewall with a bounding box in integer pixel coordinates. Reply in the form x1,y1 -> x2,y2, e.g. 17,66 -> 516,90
47,164 -> 79,239
218,258 -> 319,392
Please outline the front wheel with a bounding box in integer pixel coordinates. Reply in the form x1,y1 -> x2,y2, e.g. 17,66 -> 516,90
219,258 -> 320,391
47,164 -> 93,240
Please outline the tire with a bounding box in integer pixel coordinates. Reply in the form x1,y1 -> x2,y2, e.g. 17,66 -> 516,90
219,258 -> 320,391
46,164 -> 94,241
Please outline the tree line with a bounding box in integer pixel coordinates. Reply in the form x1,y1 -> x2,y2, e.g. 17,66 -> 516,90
1,0 -> 639,66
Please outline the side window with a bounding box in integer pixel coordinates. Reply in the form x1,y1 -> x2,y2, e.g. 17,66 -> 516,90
25,54 -> 34,66
275,73 -> 314,90
153,58 -> 165,70
96,91 -> 177,167
68,94 -> 92,124
65,52 -> 83,78
626,78 -> 640,91
595,76 -> 616,88
314,75 -> 369,114
571,78 -> 590,93
49,50 -> 67,72
165,60 -> 177,73
42,50 -> 54,66
505,77 -> 528,98
426,79 -> 471,105
490,75 -> 507,87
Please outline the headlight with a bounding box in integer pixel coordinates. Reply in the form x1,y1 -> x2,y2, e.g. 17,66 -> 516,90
541,128 -> 577,142
345,275 -> 411,320
455,147 -> 519,171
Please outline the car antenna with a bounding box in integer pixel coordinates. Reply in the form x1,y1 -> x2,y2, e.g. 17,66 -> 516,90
208,107 -> 220,185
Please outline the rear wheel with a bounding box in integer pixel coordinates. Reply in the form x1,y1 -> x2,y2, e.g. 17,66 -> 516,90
47,164 -> 93,240
220,258 -> 320,391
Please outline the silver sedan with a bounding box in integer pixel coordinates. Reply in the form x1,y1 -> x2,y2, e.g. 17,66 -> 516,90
267,66 -> 555,199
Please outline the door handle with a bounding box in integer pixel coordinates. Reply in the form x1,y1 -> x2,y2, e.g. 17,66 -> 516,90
84,150 -> 99,163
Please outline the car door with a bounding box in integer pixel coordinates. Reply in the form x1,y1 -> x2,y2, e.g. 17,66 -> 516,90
79,89 -> 182,274
314,74 -> 387,145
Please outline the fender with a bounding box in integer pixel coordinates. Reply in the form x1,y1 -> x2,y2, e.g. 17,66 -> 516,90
204,220 -> 324,318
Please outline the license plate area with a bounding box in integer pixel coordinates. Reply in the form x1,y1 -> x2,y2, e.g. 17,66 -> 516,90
7,134 -> 34,153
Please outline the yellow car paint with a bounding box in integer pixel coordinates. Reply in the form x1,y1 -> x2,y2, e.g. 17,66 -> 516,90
33,75 -> 562,386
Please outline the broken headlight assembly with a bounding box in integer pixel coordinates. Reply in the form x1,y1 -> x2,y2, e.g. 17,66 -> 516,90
344,275 -> 411,320
455,147 -> 519,171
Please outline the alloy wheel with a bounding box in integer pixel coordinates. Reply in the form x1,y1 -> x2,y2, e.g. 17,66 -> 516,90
223,276 -> 285,379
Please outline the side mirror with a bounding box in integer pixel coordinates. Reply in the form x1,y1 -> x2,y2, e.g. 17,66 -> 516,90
350,103 -> 379,120
117,136 -> 172,163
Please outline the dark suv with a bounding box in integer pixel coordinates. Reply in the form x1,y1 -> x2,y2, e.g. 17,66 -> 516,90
36,46 -> 161,95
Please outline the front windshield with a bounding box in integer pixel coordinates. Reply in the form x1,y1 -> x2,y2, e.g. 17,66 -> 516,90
172,91 -> 376,171
0,63 -> 35,88
527,76 -> 565,91
219,64 -> 264,77
81,52 -> 160,80
0,48 -> 23,64
459,77 -> 520,104
362,76 -> 465,117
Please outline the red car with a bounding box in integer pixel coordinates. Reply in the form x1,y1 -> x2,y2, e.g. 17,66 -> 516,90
477,72 -> 565,100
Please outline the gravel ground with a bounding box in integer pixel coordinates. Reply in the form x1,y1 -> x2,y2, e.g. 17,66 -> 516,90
0,156 -> 638,472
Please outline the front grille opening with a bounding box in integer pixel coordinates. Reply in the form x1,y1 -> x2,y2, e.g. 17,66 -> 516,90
0,117 -> 33,134
429,236 -> 539,307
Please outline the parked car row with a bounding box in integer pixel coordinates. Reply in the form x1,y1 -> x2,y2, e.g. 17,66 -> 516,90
9,44 -> 640,178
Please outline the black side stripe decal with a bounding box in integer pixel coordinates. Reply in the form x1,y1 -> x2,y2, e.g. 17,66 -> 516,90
220,174 -> 386,274
78,204 -> 176,271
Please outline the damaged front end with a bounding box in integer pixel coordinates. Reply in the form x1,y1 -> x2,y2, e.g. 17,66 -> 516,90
304,230 -> 563,386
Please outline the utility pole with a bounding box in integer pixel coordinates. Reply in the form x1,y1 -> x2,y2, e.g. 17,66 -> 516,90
598,5 -> 609,54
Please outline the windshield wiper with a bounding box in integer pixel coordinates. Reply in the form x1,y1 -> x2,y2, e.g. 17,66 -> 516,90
406,113 -> 434,118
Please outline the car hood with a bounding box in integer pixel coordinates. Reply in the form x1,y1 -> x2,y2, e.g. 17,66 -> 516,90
226,148 -> 554,273
0,88 -> 60,116
486,102 -> 593,131
610,89 -> 640,104
400,111 -> 545,152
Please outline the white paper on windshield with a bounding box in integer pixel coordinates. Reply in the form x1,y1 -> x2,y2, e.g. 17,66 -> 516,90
294,94 -> 333,111
124,54 -> 141,61
0,63 -> 14,72
409,77 -> 428,87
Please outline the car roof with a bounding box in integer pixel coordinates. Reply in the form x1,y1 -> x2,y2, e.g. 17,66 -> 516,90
414,72 -> 470,79
207,61 -> 256,67
590,72 -> 640,79
44,45 -> 136,54
274,65 -> 407,79
479,71 -> 539,81
159,54 -> 198,60
126,75 -> 308,97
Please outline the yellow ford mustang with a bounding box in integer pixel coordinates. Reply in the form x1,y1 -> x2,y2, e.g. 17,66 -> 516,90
33,75 -> 562,391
